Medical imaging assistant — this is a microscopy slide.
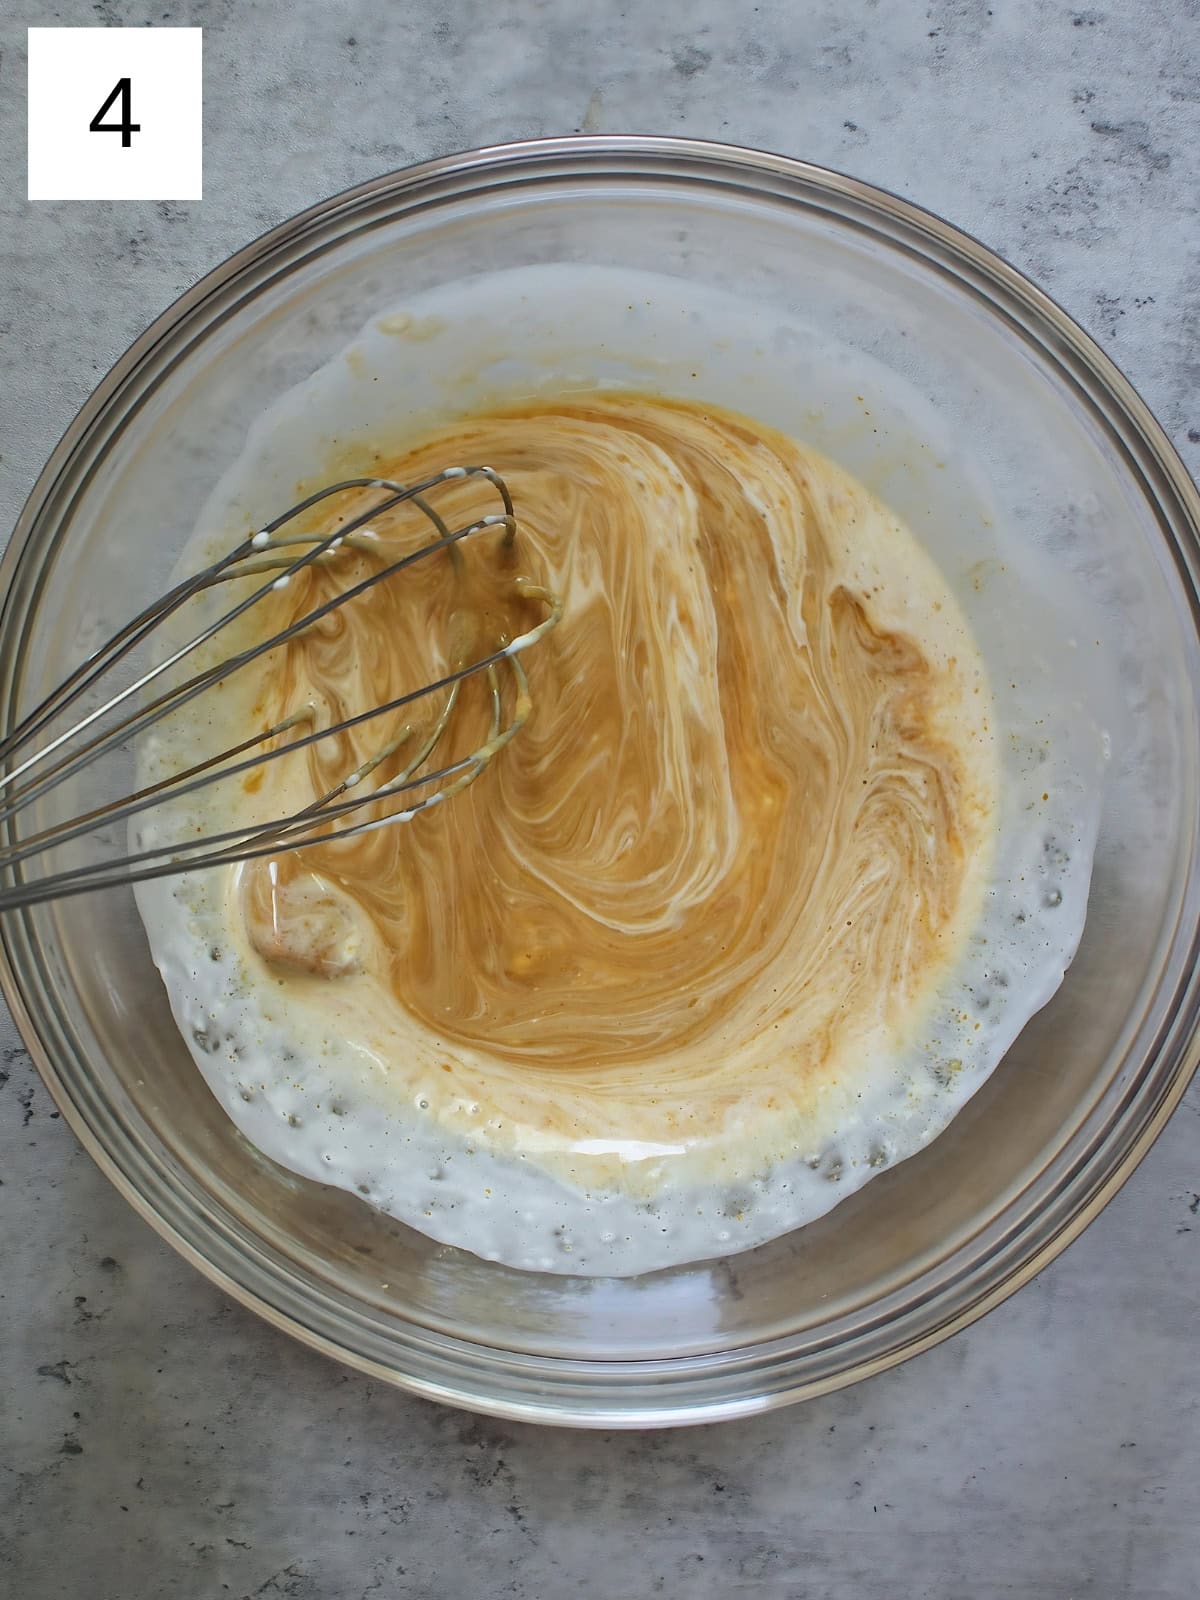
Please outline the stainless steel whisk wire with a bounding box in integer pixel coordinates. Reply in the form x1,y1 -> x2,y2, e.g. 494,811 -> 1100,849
0,467 -> 561,909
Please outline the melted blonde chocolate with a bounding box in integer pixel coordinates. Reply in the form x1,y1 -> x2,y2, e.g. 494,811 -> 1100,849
229,396 -> 994,1163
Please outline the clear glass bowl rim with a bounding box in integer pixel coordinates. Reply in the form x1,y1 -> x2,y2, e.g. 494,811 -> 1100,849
2,135 -> 1198,1428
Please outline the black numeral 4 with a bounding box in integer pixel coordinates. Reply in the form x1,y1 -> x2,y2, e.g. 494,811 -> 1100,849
89,77 -> 141,148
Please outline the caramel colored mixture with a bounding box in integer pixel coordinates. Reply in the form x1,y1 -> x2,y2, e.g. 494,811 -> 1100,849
232,396 -> 994,1160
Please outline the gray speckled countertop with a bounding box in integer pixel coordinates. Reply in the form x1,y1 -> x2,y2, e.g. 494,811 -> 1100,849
2,2 -> 1199,1596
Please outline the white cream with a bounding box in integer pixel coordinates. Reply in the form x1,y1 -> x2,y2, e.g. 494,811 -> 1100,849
133,266 -> 1110,1276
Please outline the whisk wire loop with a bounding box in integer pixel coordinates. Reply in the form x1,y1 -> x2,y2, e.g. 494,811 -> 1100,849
0,468 -> 559,909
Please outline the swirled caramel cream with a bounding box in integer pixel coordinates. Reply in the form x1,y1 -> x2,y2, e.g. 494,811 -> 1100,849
139,393 -> 1002,1273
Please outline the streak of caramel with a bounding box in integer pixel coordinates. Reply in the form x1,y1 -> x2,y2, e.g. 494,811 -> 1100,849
237,396 -> 985,1094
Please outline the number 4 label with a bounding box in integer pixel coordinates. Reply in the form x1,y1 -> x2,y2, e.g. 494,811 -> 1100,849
28,28 -> 202,201
89,78 -> 141,149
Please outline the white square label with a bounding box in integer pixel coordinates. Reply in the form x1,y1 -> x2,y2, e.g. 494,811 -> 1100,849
28,27 -> 202,201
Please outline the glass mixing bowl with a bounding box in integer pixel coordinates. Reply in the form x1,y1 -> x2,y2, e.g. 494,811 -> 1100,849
3,137 -> 1198,1427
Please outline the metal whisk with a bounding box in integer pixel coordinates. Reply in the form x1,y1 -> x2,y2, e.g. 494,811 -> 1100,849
0,467 -> 561,911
